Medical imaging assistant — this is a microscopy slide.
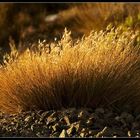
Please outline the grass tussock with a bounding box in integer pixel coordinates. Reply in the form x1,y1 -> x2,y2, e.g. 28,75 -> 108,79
0,27 -> 140,114
57,3 -> 140,36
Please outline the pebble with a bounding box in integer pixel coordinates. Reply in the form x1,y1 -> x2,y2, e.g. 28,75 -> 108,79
74,121 -> 83,132
135,114 -> 140,121
86,117 -> 95,126
1,107 -> 140,137
24,116 -> 32,123
132,122 -> 140,130
45,14 -> 58,23
67,124 -> 76,135
52,132 -> 60,137
52,123 -> 61,132
78,110 -> 89,120
95,127 -> 108,137
80,132 -> 85,137
46,116 -> 57,125
41,111 -> 52,120
128,131 -> 131,137
120,112 -> 134,123
59,129 -> 69,138
95,108 -> 105,114
63,116 -> 71,126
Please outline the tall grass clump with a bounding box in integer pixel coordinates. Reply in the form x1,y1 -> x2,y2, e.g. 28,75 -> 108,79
0,27 -> 140,114
56,3 -> 140,37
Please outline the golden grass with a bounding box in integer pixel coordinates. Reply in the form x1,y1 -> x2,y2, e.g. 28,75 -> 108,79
58,3 -> 140,36
0,27 -> 140,114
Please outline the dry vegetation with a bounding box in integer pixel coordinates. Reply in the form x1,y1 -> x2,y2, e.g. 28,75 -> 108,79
0,3 -> 140,54
56,3 -> 140,36
0,3 -> 140,114
0,26 -> 140,114
0,3 -> 70,63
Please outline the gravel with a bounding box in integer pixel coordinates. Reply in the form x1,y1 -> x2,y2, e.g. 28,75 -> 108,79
0,107 -> 140,137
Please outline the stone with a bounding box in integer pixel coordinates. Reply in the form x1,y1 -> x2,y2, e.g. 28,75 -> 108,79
135,114 -> 140,121
95,127 -> 108,137
52,123 -> 62,132
74,123 -> 80,132
90,113 -> 99,120
40,111 -> 51,121
132,122 -> 140,130
41,111 -> 50,118
78,111 -> 85,119
88,130 -> 96,136
30,124 -> 34,131
24,116 -> 32,123
78,110 -> 89,120
74,121 -> 83,132
36,132 -> 41,137
128,131 -> 131,137
81,128 -> 90,136
112,129 -> 125,137
69,113 -> 78,123
63,116 -> 71,126
115,116 -> 121,121
120,112 -> 134,123
104,112 -> 114,119
81,128 -> 86,132
46,114 -> 57,126
122,105 -> 133,113
86,117 -> 95,127
45,14 -> 58,23
67,124 -> 76,135
49,112 -> 58,118
134,108 -> 140,116
59,129 -> 69,138
80,132 -> 85,137
95,108 -> 105,114
52,132 -> 60,137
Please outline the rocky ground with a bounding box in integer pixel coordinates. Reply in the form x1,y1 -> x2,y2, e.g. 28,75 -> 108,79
0,107 -> 140,138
